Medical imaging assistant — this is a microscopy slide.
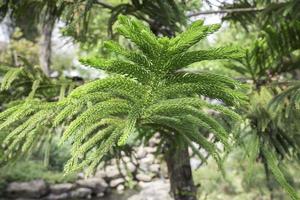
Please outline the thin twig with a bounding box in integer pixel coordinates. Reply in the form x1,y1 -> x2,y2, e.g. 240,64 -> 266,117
188,7 -> 264,17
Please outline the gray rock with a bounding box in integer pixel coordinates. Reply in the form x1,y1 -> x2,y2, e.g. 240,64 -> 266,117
144,147 -> 156,154
160,162 -> 169,178
123,156 -> 131,163
126,162 -> 137,173
76,177 -> 107,193
46,193 -> 69,200
149,164 -> 160,174
6,180 -> 48,198
140,154 -> 155,165
105,165 -> 120,179
128,180 -> 171,200
153,158 -> 161,164
136,147 -> 147,159
96,192 -> 105,197
70,188 -> 92,199
95,169 -> 106,178
10,198 -> 37,200
120,162 -> 136,174
110,158 -> 117,165
137,181 -> 147,188
109,178 -> 125,188
136,174 -> 153,182
148,134 -> 160,147
116,184 -> 125,193
77,172 -> 85,179
139,162 -> 149,171
50,183 -> 73,194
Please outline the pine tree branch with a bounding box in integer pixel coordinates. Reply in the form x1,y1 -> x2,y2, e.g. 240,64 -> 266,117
188,7 -> 265,17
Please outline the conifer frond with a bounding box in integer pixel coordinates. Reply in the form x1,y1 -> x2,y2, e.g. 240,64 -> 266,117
3,110 -> 49,146
103,41 -> 151,68
72,118 -> 123,150
53,103 -> 83,126
28,80 -> 41,99
189,108 -> 230,149
72,126 -> 115,157
21,127 -> 40,153
270,83 -> 300,111
168,72 -> 242,89
0,60 -> 78,106
85,128 -> 123,175
0,67 -> 24,91
262,145 -> 299,200
160,83 -> 245,105
80,57 -> 150,82
143,97 -> 240,121
69,75 -> 144,99
184,128 -> 224,172
0,104 -> 23,121
0,15 -> 245,175
237,88 -> 300,199
166,114 -> 227,160
181,134 -> 208,164
169,21 -> 220,54
116,15 -> 161,58
117,113 -> 138,146
244,134 -> 260,183
168,46 -> 244,71
60,99 -> 130,144
0,102 -> 37,130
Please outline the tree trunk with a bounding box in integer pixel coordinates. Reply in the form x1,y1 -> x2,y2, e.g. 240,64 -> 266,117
39,4 -> 57,76
164,142 -> 197,200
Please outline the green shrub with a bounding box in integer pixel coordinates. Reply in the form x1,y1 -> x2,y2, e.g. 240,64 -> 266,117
0,160 -> 76,191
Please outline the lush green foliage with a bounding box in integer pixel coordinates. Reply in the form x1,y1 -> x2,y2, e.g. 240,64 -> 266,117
0,160 -> 76,191
194,151 -> 300,200
220,1 -> 300,198
0,58 -> 79,165
0,15 -> 245,176
0,61 -> 75,103
235,88 -> 300,199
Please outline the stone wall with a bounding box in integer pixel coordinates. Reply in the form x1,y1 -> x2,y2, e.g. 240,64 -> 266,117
2,137 -> 170,200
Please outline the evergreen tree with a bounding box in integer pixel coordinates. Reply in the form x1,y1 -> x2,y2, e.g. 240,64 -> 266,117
222,7 -> 300,199
0,58 -> 80,166
0,15 -> 245,200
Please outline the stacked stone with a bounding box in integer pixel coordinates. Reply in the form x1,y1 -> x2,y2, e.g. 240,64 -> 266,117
3,135 -> 170,200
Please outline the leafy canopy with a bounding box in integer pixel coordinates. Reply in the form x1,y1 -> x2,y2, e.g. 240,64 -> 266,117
221,8 -> 300,198
0,15 -> 246,175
